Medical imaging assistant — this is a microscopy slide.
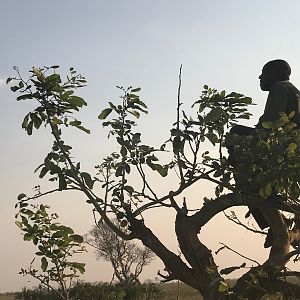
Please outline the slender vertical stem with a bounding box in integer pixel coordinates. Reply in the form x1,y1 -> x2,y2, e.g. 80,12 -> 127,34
176,65 -> 184,182
177,64 -> 182,131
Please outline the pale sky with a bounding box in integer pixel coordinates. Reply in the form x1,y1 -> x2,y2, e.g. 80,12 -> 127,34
2,0 -> 300,293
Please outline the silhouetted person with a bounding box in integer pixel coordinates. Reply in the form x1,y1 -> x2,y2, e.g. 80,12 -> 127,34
228,59 -> 300,247
257,59 -> 300,127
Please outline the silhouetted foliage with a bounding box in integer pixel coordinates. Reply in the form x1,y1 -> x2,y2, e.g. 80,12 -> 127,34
11,66 -> 300,299
15,204 -> 86,300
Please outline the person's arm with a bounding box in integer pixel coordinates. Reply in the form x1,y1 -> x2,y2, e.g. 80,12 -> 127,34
256,82 -> 288,128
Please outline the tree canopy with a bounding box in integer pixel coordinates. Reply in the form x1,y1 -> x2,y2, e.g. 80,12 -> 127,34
10,66 -> 300,300
86,219 -> 155,284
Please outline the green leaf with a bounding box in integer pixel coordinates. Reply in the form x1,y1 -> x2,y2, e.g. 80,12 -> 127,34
288,143 -> 297,152
289,111 -> 296,118
262,121 -> 273,129
24,233 -> 33,241
17,193 -> 27,200
124,185 -> 134,194
218,281 -> 229,293
265,183 -> 272,197
148,163 -> 168,177
11,86 -> 19,92
39,167 -> 48,179
22,114 -> 30,129
26,121 -> 33,135
214,168 -> 224,178
46,73 -> 61,83
115,166 -> 123,177
81,172 -> 94,189
98,108 -> 113,120
58,174 -> 67,190
132,98 -> 148,109
69,262 -> 86,274
121,146 -> 127,157
70,234 -> 84,243
220,90 -> 226,98
69,120 -> 81,126
69,120 -> 91,134
124,163 -> 130,174
77,125 -> 90,134
131,87 -> 141,92
17,94 -> 33,101
155,164 -> 168,177
61,90 -> 74,100
66,96 -> 87,107
205,132 -> 219,145
41,257 -> 48,272
15,221 -> 23,229
52,116 -> 63,125
128,109 -> 140,118
205,107 -> 223,123
6,77 -> 13,84
30,113 -> 42,129
238,97 -> 252,104
132,133 -> 141,144
173,136 -> 183,155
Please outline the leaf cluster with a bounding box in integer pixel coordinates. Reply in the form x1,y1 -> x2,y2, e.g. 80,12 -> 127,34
227,111 -> 300,201
167,86 -> 253,197
9,67 -> 97,195
15,202 -> 86,296
97,87 -> 169,215
9,66 -> 89,136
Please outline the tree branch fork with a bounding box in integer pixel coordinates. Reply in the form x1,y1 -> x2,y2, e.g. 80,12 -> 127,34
124,192 -> 300,299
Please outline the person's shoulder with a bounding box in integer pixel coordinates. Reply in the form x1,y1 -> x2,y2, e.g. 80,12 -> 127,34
270,81 -> 295,92
272,81 -> 290,88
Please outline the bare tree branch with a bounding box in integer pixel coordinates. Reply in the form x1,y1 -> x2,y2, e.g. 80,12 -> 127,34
218,242 -> 260,266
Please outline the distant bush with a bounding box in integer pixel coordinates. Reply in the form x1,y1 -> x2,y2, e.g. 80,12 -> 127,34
16,281 -> 163,300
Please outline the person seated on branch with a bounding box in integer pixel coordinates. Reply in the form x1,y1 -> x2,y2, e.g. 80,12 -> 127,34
228,59 -> 300,247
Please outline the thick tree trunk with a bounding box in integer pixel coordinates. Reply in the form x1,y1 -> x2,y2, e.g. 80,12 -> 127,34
128,213 -> 227,299
127,194 -> 300,299
175,212 -> 227,299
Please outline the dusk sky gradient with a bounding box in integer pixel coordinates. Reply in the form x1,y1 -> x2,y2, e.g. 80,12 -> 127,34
2,0 -> 300,292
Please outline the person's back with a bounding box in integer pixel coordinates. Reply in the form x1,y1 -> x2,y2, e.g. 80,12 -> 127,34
257,80 -> 300,127
257,59 -> 300,127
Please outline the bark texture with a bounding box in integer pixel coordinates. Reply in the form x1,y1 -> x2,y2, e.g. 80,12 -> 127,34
127,194 -> 300,299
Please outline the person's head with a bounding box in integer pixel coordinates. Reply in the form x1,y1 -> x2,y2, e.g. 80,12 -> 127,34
259,59 -> 291,91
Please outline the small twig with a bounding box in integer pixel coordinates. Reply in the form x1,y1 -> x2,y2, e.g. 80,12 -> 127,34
223,211 -> 266,235
218,242 -> 260,266
23,187 -> 80,202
